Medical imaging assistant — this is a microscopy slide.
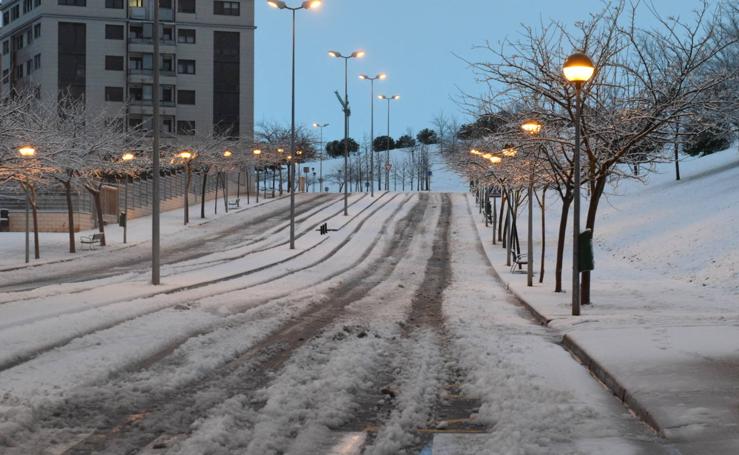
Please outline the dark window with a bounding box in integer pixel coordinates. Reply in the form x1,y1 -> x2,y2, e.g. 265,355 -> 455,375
58,22 -> 86,101
11,5 -> 20,19
23,0 -> 32,14
26,59 -> 32,76
2,69 -> 9,84
34,23 -> 41,38
105,55 -> 124,71
177,120 -> 195,135
178,0 -> 195,13
105,86 -> 124,102
177,29 -> 195,44
160,0 -> 172,9
214,1 -> 240,16
213,31 -> 240,136
105,0 -> 124,8
58,0 -> 87,5
177,89 -> 195,105
177,59 -> 195,74
16,65 -> 23,79
34,54 -> 41,70
3,13 -> 9,26
161,86 -> 173,103
105,24 -> 124,40
2,41 -> 8,55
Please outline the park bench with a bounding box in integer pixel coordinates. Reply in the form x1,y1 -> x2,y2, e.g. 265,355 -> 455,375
510,250 -> 528,273
80,233 -> 105,250
227,198 -> 240,209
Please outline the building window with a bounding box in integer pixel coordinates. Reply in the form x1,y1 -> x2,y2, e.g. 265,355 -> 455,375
214,1 -> 240,16
161,86 -> 173,104
58,22 -> 86,100
26,29 -> 33,45
16,65 -> 23,79
26,59 -> 32,76
105,24 -> 124,40
23,0 -> 33,14
34,23 -> 41,38
105,55 -> 124,71
177,29 -> 195,44
105,0 -> 124,8
178,0 -> 195,13
177,120 -> 196,135
34,54 -> 41,70
2,12 -> 9,26
105,86 -> 124,102
58,0 -> 87,6
160,0 -> 172,9
162,26 -> 174,42
129,0 -> 143,7
177,59 -> 195,75
2,69 -> 9,84
177,90 -> 195,105
11,5 -> 20,20
2,41 -> 8,55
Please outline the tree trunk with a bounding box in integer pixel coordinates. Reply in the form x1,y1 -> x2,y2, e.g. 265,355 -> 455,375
498,194 -> 506,243
200,166 -> 209,219
555,193 -> 572,293
674,121 -> 681,181
539,187 -> 546,283
63,180 -> 76,253
214,172 -> 219,216
86,185 -> 107,246
223,171 -> 229,213
279,166 -> 283,196
580,174 -> 607,305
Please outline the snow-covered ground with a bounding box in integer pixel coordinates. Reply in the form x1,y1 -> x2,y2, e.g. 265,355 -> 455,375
470,146 -> 739,453
300,144 -> 468,193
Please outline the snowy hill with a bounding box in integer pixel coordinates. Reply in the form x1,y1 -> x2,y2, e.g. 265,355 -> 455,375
298,145 -> 468,193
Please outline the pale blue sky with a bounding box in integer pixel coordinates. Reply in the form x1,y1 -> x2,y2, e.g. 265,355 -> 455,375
255,1 -> 705,144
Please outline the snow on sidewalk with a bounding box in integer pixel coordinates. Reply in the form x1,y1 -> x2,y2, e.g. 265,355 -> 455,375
466,149 -> 739,453
442,193 -> 666,454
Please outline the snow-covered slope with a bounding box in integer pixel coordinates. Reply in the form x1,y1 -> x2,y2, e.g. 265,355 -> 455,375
299,145 -> 468,193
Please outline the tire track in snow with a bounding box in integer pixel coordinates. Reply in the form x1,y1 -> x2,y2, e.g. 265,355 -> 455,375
46,194 -> 431,455
0,193 -> 395,376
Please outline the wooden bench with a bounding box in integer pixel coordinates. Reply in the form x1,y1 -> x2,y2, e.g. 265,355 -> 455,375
227,198 -> 240,209
80,233 -> 105,250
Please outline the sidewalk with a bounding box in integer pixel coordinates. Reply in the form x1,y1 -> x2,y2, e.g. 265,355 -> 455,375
467,194 -> 739,455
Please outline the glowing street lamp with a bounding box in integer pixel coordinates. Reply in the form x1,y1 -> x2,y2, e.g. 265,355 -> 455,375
521,119 -> 543,288
378,94 -> 400,191
17,146 -> 36,263
563,52 -> 595,316
329,48 -> 365,214
268,0 -> 321,249
121,152 -> 136,244
253,149 -> 262,203
358,73 -> 386,196
312,123 -> 329,192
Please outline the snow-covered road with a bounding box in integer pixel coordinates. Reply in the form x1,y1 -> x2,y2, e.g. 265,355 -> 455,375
0,193 -> 670,454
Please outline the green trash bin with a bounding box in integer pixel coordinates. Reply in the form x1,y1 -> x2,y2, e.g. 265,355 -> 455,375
118,212 -> 127,228
578,229 -> 594,272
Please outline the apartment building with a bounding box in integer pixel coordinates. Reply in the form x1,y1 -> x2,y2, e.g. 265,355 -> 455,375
0,0 -> 255,140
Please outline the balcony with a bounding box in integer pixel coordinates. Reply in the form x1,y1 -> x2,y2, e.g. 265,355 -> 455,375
129,7 -> 173,22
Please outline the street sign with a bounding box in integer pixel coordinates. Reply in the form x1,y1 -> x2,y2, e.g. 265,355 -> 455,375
385,163 -> 392,171
303,167 -> 310,173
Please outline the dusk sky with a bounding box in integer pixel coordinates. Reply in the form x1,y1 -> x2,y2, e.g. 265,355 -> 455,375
255,0 -> 705,145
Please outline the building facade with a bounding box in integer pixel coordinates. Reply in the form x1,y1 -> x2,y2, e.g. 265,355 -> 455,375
0,0 -> 255,141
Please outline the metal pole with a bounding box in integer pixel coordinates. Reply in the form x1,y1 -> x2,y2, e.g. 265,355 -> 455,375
124,177 -> 128,244
370,79 -> 375,197
289,9 -> 297,248
25,190 -> 29,263
385,99 -> 390,191
527,160 -> 534,286
256,168 -> 260,203
572,83 -> 582,316
319,126 -> 324,192
343,57 -> 349,216
151,0 -> 161,285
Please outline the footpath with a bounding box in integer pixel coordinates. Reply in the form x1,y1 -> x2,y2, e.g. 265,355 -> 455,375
467,194 -> 739,455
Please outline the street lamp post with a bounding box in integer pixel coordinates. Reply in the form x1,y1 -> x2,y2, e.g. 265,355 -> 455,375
269,0 -> 321,249
18,146 -> 35,263
563,52 -> 595,316
121,152 -> 135,244
378,95 -> 400,191
152,0 -> 161,285
521,119 -> 542,288
359,73 -> 386,197
312,122 -> 329,192
253,149 -> 262,203
329,49 -> 365,215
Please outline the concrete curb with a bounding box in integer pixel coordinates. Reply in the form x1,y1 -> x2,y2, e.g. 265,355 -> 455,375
561,334 -> 664,436
465,193 -> 665,437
